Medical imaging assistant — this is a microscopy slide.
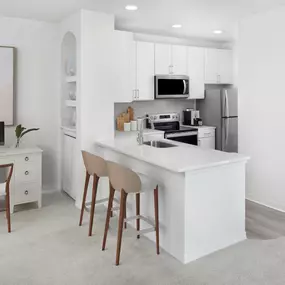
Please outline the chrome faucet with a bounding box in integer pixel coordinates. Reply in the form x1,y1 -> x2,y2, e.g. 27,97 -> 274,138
137,115 -> 154,145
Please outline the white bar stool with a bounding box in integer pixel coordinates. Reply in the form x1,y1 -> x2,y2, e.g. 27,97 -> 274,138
102,161 -> 160,266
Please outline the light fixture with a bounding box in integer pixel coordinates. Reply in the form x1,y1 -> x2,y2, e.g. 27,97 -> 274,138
125,5 -> 138,11
172,24 -> 182,28
213,30 -> 223,34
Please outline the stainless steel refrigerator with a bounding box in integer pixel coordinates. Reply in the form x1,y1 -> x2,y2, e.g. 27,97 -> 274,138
199,88 -> 238,152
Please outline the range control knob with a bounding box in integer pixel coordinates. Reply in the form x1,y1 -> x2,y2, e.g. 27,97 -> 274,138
150,116 -> 154,120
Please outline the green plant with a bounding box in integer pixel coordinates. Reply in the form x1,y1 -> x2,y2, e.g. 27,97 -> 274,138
15,124 -> 40,147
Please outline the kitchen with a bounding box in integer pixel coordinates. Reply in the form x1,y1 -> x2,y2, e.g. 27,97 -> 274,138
2,0 -> 285,282
88,28 -> 248,264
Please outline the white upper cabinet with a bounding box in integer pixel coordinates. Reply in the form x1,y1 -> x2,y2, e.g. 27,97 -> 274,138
135,41 -> 155,101
155,44 -> 188,75
188,47 -> 205,99
172,45 -> 188,75
218,49 -> 233,84
205,48 -> 233,84
154,43 -> 172,74
113,31 -> 135,102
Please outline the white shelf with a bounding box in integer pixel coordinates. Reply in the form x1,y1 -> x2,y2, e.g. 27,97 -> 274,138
66,76 -> 77,83
65,100 -> 77,107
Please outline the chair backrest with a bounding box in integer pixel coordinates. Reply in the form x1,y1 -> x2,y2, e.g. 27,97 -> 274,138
0,163 -> 14,185
107,161 -> 141,194
81,151 -> 107,177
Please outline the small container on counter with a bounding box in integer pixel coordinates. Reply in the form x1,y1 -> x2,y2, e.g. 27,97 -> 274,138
124,122 -> 131,132
131,120 -> 137,131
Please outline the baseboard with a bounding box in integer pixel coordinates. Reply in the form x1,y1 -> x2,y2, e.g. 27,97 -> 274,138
246,198 -> 285,214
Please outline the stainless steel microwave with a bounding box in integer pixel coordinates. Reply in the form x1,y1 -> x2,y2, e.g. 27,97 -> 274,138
154,75 -> 189,99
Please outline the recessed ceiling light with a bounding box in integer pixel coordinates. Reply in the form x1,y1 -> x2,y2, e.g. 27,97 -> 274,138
125,5 -> 138,11
213,30 -> 223,34
172,24 -> 182,28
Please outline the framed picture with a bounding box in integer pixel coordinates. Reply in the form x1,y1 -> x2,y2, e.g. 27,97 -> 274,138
0,46 -> 15,126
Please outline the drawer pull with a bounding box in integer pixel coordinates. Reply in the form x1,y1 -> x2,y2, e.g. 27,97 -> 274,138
24,190 -> 29,195
25,171 -> 29,175
25,157 -> 29,161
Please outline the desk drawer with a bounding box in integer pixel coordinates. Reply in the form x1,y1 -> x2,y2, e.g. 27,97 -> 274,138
15,154 -> 38,164
15,183 -> 39,204
15,165 -> 38,183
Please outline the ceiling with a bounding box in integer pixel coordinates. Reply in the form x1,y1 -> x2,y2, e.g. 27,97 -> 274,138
1,0 -> 285,42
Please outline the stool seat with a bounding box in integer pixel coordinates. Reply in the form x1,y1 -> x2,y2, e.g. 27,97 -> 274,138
138,173 -> 160,193
0,183 -> 6,196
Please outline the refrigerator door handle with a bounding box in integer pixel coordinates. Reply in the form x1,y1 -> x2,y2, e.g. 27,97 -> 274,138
225,89 -> 230,118
226,118 -> 229,148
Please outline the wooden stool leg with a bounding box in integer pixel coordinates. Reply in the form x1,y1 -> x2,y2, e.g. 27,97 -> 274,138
6,186 -> 11,233
79,171 -> 90,226
88,175 -> 99,237
154,185 -> 160,255
124,202 -> 127,229
116,189 -> 128,266
102,183 -> 115,251
136,193 -> 140,239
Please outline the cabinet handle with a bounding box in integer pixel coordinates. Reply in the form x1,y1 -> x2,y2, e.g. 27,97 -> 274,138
217,74 -> 221,83
25,171 -> 29,175
133,89 -> 136,100
137,89 -> 139,99
24,190 -> 29,195
25,156 -> 29,161
198,139 -> 201,146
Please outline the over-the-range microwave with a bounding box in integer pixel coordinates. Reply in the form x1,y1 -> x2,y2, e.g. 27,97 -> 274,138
154,75 -> 189,99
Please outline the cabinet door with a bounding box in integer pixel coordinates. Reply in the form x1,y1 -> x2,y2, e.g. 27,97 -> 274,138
188,47 -> 205,99
154,43 -> 171,74
198,137 -> 215,149
205,48 -> 219,83
62,134 -> 76,199
218,49 -> 233,84
172,45 -> 188,75
113,31 -> 135,102
136,41 -> 155,101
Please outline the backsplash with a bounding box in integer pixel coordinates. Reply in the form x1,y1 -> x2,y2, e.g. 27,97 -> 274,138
114,100 -> 195,123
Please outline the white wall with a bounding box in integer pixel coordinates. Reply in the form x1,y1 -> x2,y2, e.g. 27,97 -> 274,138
0,17 -> 60,190
238,7 -> 285,211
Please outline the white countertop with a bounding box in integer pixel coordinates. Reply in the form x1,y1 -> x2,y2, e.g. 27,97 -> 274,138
115,128 -> 164,137
181,125 -> 216,129
95,133 -> 249,173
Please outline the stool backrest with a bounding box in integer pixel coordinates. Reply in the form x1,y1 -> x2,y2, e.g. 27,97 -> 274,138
81,151 -> 107,177
107,161 -> 141,194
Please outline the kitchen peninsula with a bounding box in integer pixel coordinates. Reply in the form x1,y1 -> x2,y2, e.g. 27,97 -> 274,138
94,133 -> 249,264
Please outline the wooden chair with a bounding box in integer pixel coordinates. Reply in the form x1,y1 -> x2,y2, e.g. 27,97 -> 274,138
0,163 -> 14,233
102,161 -> 160,266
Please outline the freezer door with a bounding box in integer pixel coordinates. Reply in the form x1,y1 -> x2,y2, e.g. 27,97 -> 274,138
221,89 -> 238,117
222,117 -> 238,152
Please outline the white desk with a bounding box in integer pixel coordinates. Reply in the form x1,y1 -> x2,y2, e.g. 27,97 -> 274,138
0,147 -> 43,213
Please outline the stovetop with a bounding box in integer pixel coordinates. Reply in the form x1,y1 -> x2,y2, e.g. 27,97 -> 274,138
154,125 -> 198,134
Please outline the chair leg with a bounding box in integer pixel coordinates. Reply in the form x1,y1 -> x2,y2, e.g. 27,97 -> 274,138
124,201 -> 127,229
154,185 -> 160,255
88,175 -> 99,237
102,183 -> 115,251
6,186 -> 11,233
136,193 -> 140,239
79,171 -> 90,226
116,189 -> 128,266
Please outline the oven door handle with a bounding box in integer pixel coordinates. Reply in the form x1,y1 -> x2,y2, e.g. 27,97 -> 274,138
165,132 -> 198,138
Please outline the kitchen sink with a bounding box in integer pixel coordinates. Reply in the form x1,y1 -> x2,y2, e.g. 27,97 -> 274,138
143,140 -> 177,148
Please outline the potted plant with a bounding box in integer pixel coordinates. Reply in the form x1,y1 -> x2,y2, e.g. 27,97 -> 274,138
15,125 -> 40,148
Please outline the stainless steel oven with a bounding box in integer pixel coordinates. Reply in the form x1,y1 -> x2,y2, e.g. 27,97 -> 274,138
147,113 -> 198,146
154,75 -> 189,99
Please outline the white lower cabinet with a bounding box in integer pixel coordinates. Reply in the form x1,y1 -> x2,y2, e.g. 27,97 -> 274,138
63,134 -> 76,199
197,127 -> 216,149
